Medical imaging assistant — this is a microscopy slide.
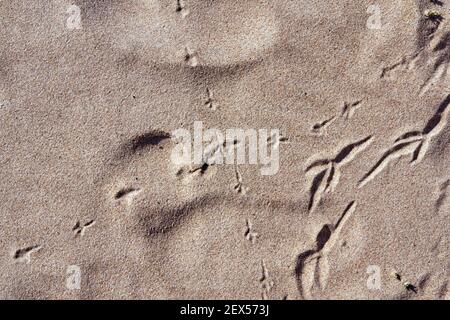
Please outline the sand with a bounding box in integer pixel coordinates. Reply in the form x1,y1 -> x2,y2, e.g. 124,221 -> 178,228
0,0 -> 448,300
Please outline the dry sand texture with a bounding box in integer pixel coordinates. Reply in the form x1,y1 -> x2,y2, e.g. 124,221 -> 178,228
0,0 -> 449,299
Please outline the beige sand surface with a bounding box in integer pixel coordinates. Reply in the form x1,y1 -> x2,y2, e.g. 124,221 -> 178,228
0,0 -> 448,299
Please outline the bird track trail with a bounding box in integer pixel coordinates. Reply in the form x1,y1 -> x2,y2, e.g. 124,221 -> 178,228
381,9 -> 448,96
13,245 -> 42,263
260,259 -> 274,300
311,116 -> 336,136
359,94 -> 450,187
342,100 -> 363,120
435,178 -> 450,213
244,219 -> 258,244
73,220 -> 96,237
305,136 -> 373,213
295,201 -> 357,299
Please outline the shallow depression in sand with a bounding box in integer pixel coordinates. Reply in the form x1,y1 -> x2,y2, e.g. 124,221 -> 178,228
85,0 -> 280,67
